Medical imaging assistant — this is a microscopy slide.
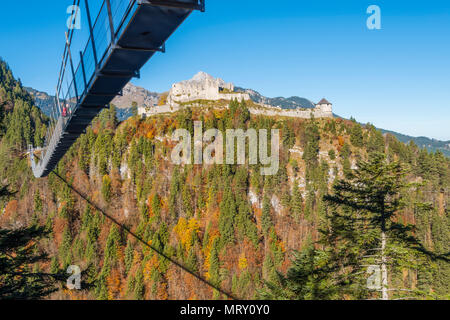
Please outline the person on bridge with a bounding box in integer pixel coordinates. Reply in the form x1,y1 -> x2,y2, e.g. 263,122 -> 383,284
62,104 -> 68,117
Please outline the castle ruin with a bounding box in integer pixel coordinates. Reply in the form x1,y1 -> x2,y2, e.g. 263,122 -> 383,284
139,72 -> 333,119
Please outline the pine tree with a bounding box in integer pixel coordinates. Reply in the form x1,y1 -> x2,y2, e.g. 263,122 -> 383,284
343,158 -> 352,178
0,226 -> 64,299
366,124 -> 385,154
33,190 -> 43,213
151,193 -> 161,219
208,238 -> 220,287
59,226 -> 72,269
101,175 -> 112,203
237,100 -> 250,127
328,149 -> 336,161
350,123 -> 364,147
134,267 -> 145,300
322,153 -> 443,300
219,185 -> 236,247
259,242 -> 337,300
169,167 -> 181,218
124,239 -> 134,274
103,225 -> 121,274
262,254 -> 276,283
262,154 -> 446,300
340,142 -> 351,159
302,120 -> 320,165
186,247 -> 198,273
261,195 -> 273,235
291,183 -> 303,219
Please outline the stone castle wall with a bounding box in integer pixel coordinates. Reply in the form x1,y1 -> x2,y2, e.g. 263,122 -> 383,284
138,104 -> 181,117
139,102 -> 333,119
248,105 -> 333,118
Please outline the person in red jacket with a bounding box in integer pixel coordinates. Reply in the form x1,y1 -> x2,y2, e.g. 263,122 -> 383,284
62,104 -> 68,117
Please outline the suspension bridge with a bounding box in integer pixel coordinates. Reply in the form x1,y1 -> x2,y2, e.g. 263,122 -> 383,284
26,1 -> 239,299
29,0 -> 205,177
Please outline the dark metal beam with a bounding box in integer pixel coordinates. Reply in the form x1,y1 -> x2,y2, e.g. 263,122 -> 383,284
97,70 -> 139,78
79,51 -> 88,91
139,0 -> 202,11
85,92 -> 119,97
81,103 -> 109,108
112,43 -> 165,53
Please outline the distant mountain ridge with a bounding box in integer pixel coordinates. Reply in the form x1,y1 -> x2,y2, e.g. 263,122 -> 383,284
378,128 -> 450,157
334,112 -> 450,157
235,86 -> 316,109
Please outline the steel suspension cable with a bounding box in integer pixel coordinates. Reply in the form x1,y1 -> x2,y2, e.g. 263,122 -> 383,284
50,170 -> 238,300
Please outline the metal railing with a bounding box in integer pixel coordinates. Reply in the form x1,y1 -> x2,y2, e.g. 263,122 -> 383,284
32,0 -> 204,176
40,0 -> 141,161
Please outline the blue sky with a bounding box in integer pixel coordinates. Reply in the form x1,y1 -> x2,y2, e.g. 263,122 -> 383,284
0,0 -> 449,140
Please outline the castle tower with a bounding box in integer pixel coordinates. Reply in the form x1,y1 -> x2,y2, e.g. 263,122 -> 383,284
316,98 -> 333,114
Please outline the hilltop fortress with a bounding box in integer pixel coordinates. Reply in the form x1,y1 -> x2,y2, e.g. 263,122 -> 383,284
139,72 -> 333,119
167,71 -> 250,106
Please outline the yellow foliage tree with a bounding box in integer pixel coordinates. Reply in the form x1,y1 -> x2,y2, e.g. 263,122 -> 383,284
173,217 -> 201,252
238,253 -> 248,270
143,254 -> 159,282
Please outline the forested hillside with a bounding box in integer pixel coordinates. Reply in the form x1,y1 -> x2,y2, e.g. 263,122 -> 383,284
378,128 -> 450,158
0,59 -> 47,184
0,59 -> 449,300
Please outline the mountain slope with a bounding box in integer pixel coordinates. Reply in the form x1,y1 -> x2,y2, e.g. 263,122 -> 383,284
2,68 -> 450,299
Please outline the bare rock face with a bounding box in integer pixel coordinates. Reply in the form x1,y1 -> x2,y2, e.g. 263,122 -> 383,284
111,83 -> 160,109
167,71 -> 250,106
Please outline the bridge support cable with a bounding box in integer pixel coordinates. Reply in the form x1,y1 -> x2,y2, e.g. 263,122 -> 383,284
50,170 -> 238,300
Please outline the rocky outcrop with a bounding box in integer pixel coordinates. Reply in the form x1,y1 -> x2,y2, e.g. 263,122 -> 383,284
111,83 -> 160,109
25,87 -> 55,117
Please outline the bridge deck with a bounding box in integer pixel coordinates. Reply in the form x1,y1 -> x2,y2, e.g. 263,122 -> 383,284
30,0 -> 204,177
